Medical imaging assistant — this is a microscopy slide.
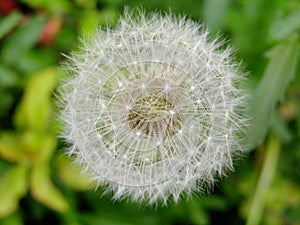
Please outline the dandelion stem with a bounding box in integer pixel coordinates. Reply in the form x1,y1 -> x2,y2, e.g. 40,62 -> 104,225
246,132 -> 281,225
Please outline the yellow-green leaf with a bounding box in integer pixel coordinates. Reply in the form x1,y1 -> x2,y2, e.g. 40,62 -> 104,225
37,134 -> 57,163
56,154 -> 95,191
30,162 -> 69,213
0,133 -> 29,163
14,68 -> 58,132
0,132 -> 56,164
0,164 -> 28,218
20,132 -> 57,164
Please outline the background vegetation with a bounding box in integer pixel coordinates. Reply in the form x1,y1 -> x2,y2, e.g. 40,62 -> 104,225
0,0 -> 299,224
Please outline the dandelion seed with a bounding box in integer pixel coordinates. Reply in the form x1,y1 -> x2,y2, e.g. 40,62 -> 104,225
58,9 -> 248,204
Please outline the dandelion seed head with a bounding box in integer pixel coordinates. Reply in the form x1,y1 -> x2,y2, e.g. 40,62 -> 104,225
58,9 -> 248,204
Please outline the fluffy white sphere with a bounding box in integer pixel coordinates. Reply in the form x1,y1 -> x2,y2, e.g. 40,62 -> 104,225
59,10 -> 247,204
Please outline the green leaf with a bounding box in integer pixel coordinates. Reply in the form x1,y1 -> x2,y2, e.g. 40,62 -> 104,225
246,133 -> 281,225
0,64 -> 20,88
0,64 -> 21,118
98,8 -> 119,27
270,109 -> 293,143
0,164 -> 28,218
30,162 -> 69,213
0,11 -> 22,40
17,48 -> 59,75
0,211 -> 23,225
244,35 -> 300,149
0,91 -> 14,119
203,0 -> 230,32
0,16 -> 45,69
187,199 -> 209,225
78,10 -> 101,36
53,24 -> 77,51
20,0 -> 71,14
227,0 -> 278,64
78,8 -> 118,37
270,10 -> 300,41
30,132 -> 56,164
74,0 -> 97,9
14,68 -> 58,132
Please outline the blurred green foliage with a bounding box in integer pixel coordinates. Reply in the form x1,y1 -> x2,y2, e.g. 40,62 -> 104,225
0,0 -> 300,225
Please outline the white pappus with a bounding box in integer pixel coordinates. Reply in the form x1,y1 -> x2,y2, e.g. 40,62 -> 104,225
58,9 -> 248,205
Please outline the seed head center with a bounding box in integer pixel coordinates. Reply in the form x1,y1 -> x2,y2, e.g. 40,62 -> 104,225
128,93 -> 182,138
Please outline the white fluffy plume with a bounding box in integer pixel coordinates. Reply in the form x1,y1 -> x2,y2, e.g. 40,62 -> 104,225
58,9 -> 247,204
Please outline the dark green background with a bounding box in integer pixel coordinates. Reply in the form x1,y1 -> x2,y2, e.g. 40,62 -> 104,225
0,0 -> 300,224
